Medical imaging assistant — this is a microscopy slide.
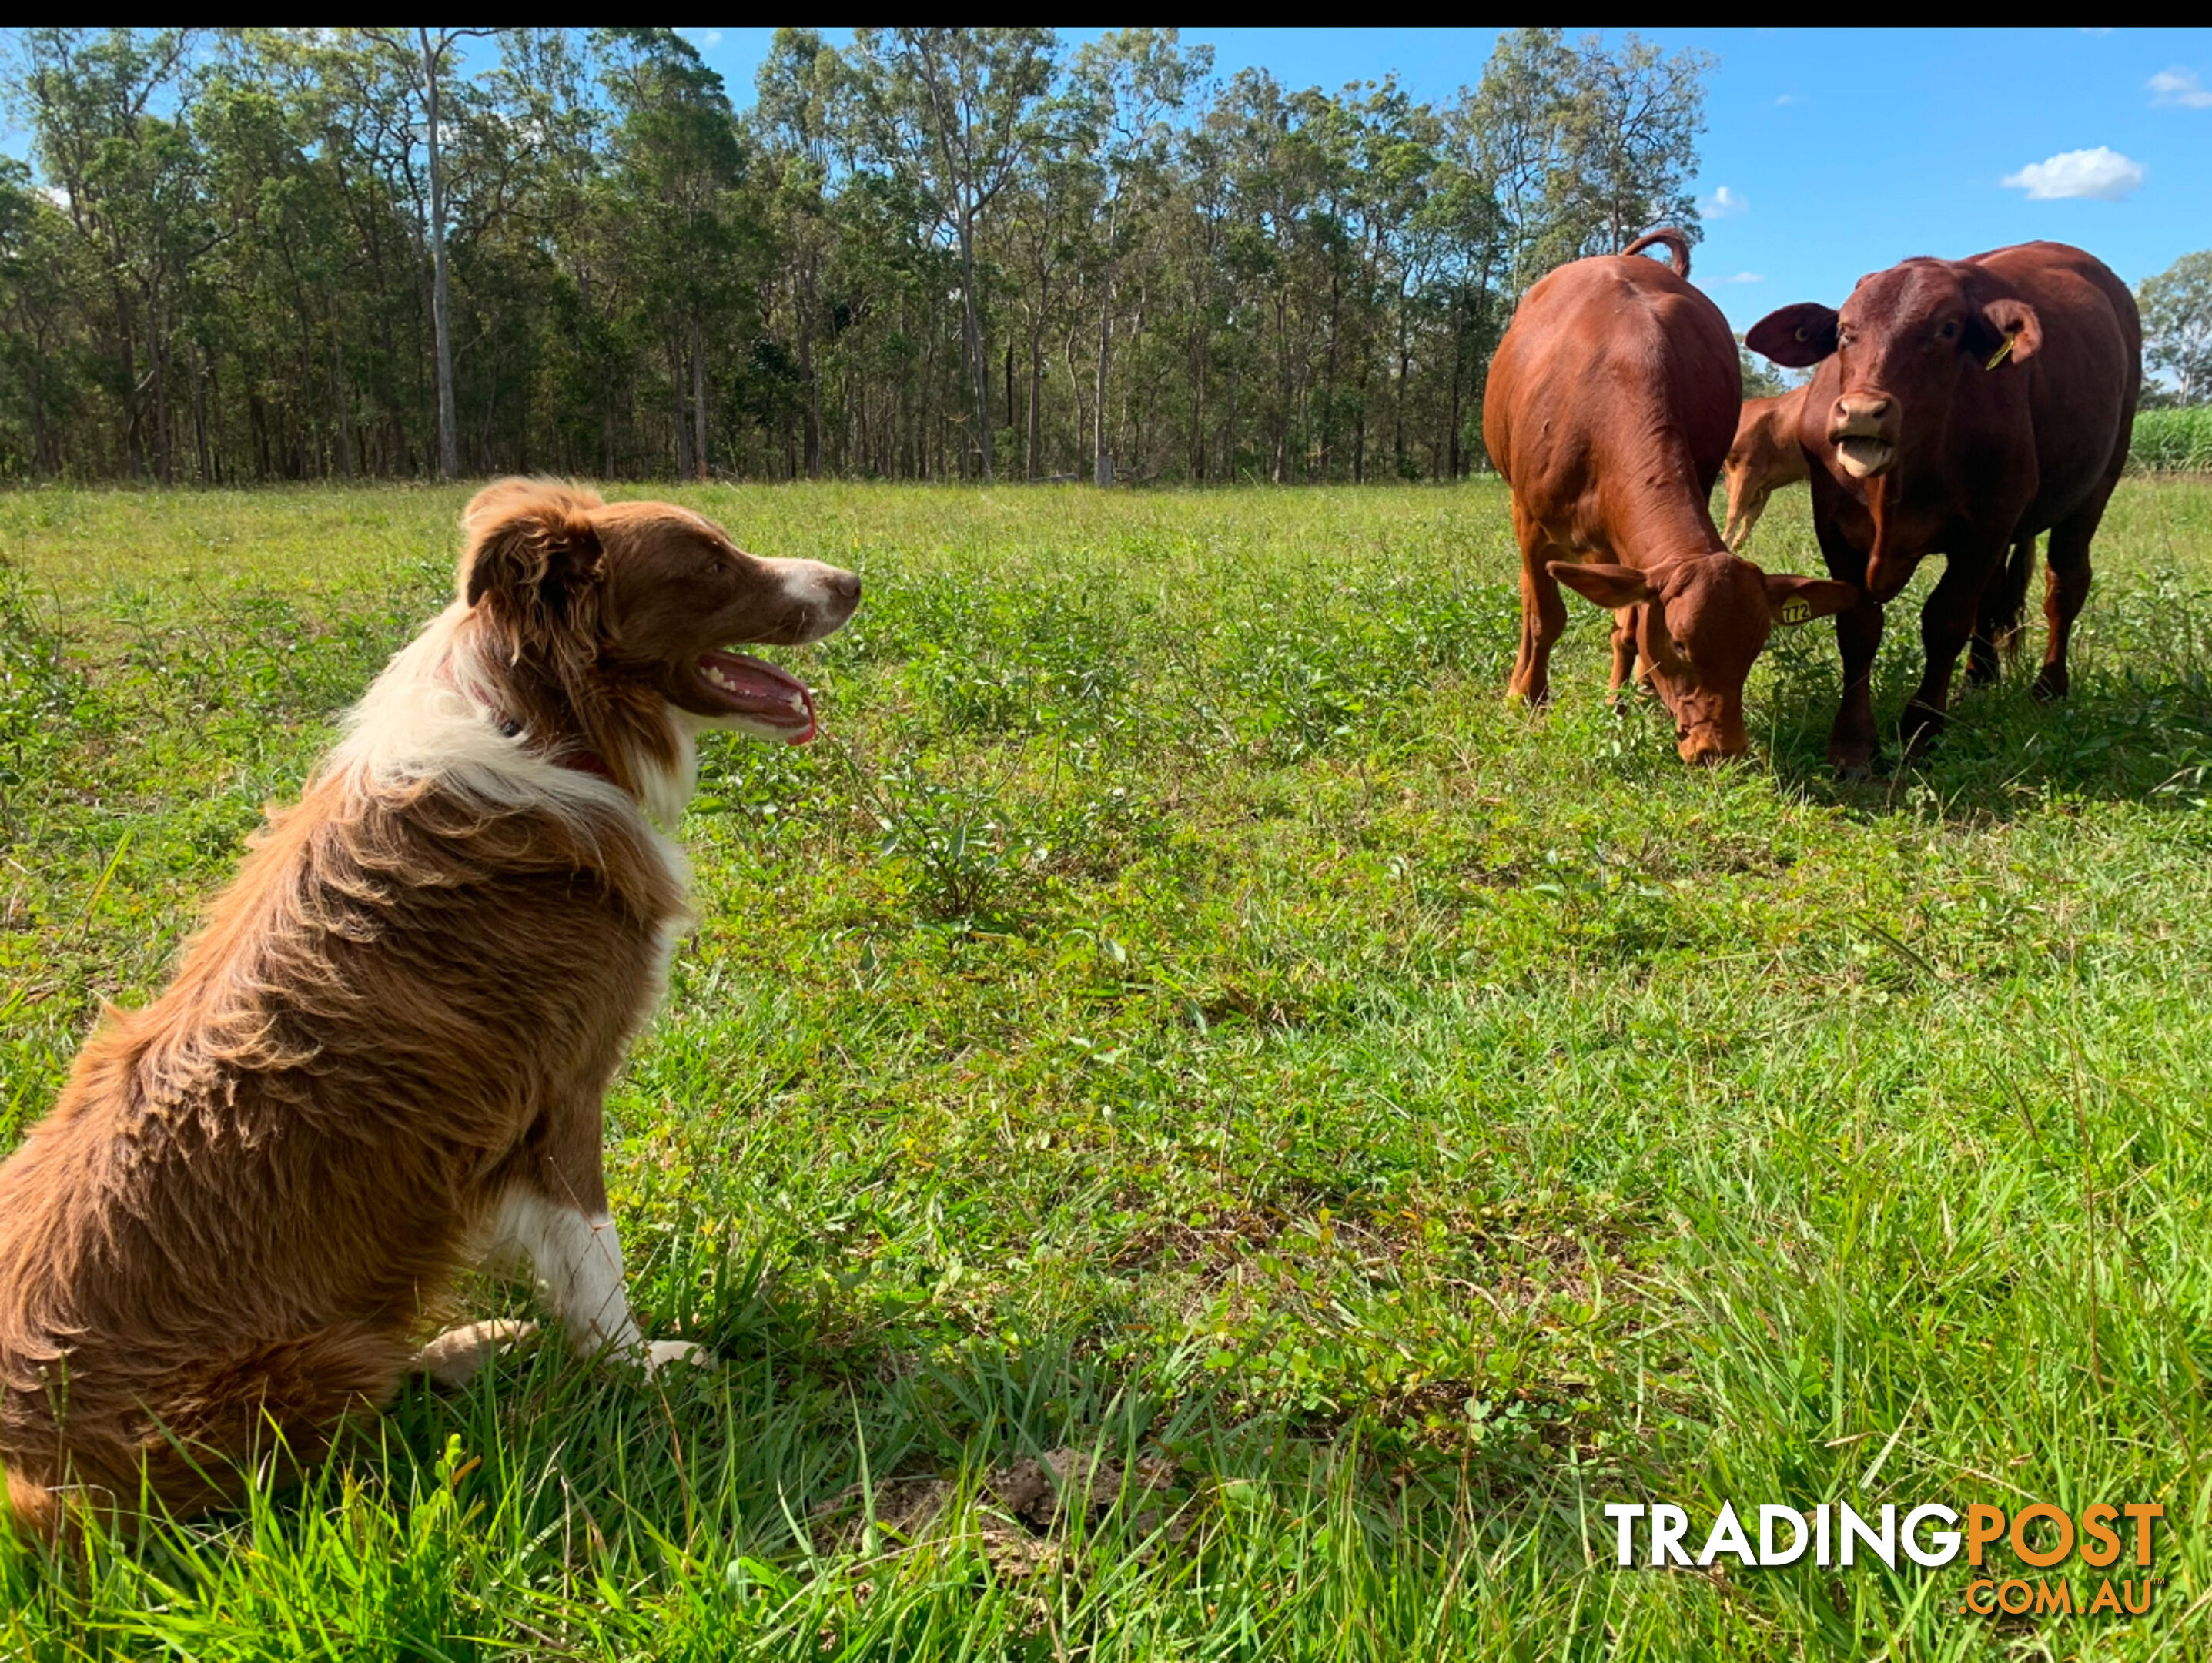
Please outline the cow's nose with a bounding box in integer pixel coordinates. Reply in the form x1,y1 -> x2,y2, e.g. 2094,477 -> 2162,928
1678,727 -> 1748,766
1833,394 -> 1892,426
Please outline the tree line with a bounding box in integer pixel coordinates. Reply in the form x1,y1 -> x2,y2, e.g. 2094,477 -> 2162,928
0,27 -> 1719,487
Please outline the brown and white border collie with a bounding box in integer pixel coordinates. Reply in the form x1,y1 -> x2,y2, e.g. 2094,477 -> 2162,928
0,480 -> 859,1536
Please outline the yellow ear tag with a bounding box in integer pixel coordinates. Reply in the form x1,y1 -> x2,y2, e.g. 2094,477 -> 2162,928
1984,335 -> 2015,370
1779,594 -> 1811,626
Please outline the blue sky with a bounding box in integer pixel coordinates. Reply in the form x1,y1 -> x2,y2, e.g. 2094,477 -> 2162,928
678,26 -> 2212,333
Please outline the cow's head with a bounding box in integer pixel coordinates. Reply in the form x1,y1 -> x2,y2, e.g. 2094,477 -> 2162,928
1746,260 -> 2038,598
1720,390 -> 1807,550
1747,261 -> 2040,484
1548,554 -> 1857,764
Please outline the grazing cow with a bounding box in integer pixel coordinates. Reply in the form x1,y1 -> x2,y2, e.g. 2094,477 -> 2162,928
1747,240 -> 2140,775
1722,384 -> 1812,550
1484,229 -> 1856,763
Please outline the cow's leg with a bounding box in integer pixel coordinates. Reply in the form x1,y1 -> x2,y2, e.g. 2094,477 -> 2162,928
1608,606 -> 1641,694
1508,501 -> 1569,706
1816,517 -> 1883,778
2034,484 -> 2112,702
1900,553 -> 1993,757
1969,535 -> 2037,687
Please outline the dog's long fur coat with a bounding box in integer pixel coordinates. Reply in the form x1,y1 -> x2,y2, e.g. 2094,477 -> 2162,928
0,480 -> 857,1534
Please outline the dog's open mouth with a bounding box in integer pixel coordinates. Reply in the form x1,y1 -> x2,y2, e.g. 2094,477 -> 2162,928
697,649 -> 818,744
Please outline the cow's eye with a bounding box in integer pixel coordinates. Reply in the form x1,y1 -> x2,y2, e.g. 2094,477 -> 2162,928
1938,320 -> 1959,340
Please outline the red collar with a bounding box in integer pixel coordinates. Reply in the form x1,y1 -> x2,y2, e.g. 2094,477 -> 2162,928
495,716 -> 617,786
558,748 -> 617,783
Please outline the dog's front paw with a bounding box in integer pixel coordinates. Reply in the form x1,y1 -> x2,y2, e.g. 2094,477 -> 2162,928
642,1339 -> 714,1377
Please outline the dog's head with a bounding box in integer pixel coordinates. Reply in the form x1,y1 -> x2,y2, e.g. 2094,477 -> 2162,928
457,480 -> 860,752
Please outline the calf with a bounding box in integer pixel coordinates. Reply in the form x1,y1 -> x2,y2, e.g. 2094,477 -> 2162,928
1722,385 -> 1812,550
1747,240 -> 2139,774
1484,229 -> 1855,763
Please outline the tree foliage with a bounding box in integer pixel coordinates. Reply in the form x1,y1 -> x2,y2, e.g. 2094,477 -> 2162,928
0,26 -> 1715,484
2139,250 -> 2212,407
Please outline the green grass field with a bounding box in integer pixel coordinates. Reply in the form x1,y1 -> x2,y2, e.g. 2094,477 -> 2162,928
3,478 -> 2212,1660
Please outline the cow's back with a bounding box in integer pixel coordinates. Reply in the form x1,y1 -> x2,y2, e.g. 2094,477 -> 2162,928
1485,253 -> 1738,547
1970,241 -> 2140,524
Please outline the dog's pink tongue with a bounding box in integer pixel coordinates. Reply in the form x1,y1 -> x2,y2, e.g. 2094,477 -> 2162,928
700,651 -> 818,743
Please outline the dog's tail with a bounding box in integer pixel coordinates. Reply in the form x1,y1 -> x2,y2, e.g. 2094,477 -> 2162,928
1990,534 -> 2039,661
3,1464 -> 59,1543
1621,228 -> 1691,279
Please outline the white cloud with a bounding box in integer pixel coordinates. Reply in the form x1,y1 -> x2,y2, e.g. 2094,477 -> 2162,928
2148,67 -> 2212,109
1775,93 -> 1803,106
1725,272 -> 1765,284
41,184 -> 69,209
701,28 -> 724,46
1700,184 -> 1748,218
2000,146 -> 2145,202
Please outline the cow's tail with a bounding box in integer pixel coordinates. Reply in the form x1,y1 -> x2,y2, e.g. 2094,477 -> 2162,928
1621,229 -> 1691,279
1991,534 -> 2038,662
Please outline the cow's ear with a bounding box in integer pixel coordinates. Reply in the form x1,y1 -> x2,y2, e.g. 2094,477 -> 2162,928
1970,298 -> 2041,369
1550,561 -> 1656,611
1763,572 -> 1859,627
1745,303 -> 1839,368
460,479 -> 605,615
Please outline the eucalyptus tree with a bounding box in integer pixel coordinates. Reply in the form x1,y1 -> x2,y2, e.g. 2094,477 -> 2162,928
12,28 -> 204,480
842,27 -> 1054,480
361,28 -> 494,480
2139,251 -> 2212,405
1067,29 -> 1209,486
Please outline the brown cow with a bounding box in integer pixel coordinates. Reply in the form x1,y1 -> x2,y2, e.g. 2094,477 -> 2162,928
1722,384 -> 1812,550
1484,229 -> 1856,763
1747,240 -> 2140,775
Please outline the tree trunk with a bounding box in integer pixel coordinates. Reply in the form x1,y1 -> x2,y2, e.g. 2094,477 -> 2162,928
115,289 -> 145,479
1026,313 -> 1045,480
423,31 -> 460,481
330,333 -> 355,480
691,320 -> 710,480
956,217 -> 992,480
1093,283 -> 1112,487
669,335 -> 693,478
797,264 -> 822,477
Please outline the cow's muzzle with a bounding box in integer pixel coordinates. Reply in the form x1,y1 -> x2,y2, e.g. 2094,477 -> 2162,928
1828,393 -> 1897,480
1676,719 -> 1750,766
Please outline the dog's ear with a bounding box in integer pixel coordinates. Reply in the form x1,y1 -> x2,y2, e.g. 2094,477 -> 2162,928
459,479 -> 606,617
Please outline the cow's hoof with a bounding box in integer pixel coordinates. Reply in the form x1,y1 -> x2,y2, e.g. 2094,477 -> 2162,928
1833,763 -> 1872,784
1899,704 -> 1947,756
2031,666 -> 2069,703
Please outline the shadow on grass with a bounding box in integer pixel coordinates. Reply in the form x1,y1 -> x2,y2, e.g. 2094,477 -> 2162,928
1755,650 -> 2212,824
0,1258 -> 1589,1649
